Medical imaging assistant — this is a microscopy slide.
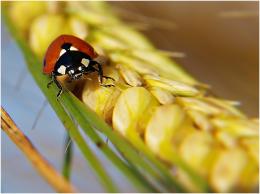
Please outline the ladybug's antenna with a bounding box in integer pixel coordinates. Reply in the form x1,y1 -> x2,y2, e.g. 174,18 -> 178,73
31,100 -> 48,130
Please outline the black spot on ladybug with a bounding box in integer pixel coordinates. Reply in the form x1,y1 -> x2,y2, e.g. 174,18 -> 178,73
61,43 -> 72,51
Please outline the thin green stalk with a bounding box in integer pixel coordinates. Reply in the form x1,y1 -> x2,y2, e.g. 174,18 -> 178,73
64,113 -> 118,192
61,93 -> 160,192
26,54 -> 118,192
25,47 -> 118,193
25,57 -> 118,192
64,91 -> 186,192
62,134 -> 73,180
3,8 -> 118,192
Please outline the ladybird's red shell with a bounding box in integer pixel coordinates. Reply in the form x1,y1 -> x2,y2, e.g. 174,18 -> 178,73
43,34 -> 98,74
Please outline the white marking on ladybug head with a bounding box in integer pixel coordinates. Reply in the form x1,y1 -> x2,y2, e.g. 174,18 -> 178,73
70,46 -> 78,51
81,58 -> 89,67
59,49 -> 66,57
69,69 -> 75,74
78,66 -> 83,71
57,65 -> 66,75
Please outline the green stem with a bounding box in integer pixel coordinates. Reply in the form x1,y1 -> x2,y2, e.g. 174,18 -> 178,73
61,93 -> 159,192
62,133 -> 73,180
3,9 -> 118,192
64,91 -> 186,192
27,57 -> 118,192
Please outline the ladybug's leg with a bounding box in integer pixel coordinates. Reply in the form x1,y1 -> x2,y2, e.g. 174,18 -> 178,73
47,77 -> 54,88
48,73 -> 63,98
53,77 -> 63,98
90,61 -> 115,87
102,75 -> 115,81
97,63 -> 115,87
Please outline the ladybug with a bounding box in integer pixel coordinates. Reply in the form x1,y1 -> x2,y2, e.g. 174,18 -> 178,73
43,34 -> 114,97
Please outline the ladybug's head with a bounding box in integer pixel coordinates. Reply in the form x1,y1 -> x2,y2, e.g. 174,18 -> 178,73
54,50 -> 91,80
66,65 -> 85,80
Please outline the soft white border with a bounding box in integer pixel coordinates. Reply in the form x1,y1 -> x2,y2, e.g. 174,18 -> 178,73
0,1 -> 259,194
